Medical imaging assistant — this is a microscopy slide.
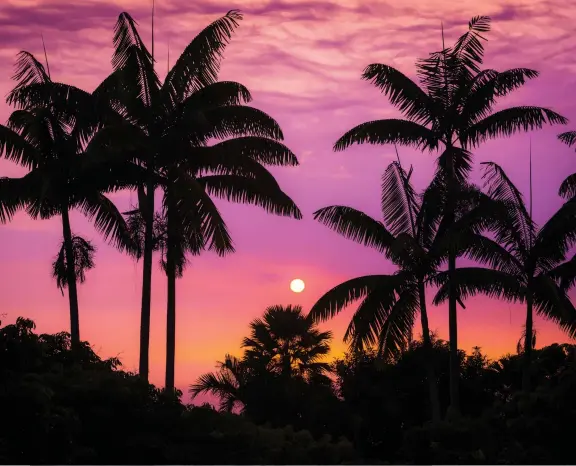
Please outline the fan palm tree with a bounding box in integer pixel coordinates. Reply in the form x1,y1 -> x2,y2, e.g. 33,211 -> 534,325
0,54 -> 137,348
242,305 -> 332,380
332,16 -> 567,413
106,11 -> 301,390
192,305 -> 333,413
557,131 -> 576,198
433,161 -> 576,392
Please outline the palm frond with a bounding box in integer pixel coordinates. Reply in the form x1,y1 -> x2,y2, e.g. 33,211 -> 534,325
376,284 -> 419,360
191,105 -> 284,143
10,51 -> 50,91
76,193 -> 136,253
206,136 -> 299,167
334,119 -> 439,151
432,267 -> 525,305
343,274 -> 405,351
112,12 -> 160,108
460,68 -> 539,125
481,161 -> 534,255
533,196 -> 576,271
309,274 -> 398,323
558,131 -> 576,148
169,173 -> 234,256
559,173 -> 576,199
162,11 -> 243,104
313,205 -> 394,254
548,253 -> 576,292
532,274 -> 576,338
381,161 -> 419,237
0,123 -> 40,169
463,106 -> 567,147
362,64 -> 434,124
198,174 -> 302,220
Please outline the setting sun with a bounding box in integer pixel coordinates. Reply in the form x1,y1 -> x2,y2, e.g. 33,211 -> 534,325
290,278 -> 305,293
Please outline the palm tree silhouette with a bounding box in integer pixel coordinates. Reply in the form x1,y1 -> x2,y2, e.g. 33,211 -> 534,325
191,305 -> 332,412
243,305 -> 332,380
107,11 -> 302,390
433,161 -> 576,392
190,354 -> 249,413
0,53 -> 136,348
331,16 -> 567,414
309,158 -> 497,421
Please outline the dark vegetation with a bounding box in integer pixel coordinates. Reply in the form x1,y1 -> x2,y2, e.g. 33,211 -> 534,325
0,8 -> 576,465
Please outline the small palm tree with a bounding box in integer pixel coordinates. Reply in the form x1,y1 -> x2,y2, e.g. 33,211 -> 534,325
332,16 -> 567,413
433,162 -> 576,392
190,354 -> 249,413
242,305 -> 332,380
191,305 -> 333,413
52,235 -> 96,295
105,11 -> 302,388
0,54 -> 136,348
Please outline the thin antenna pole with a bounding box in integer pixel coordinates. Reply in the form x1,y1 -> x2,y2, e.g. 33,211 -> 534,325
41,33 -> 51,79
529,138 -> 534,248
151,0 -> 155,62
441,21 -> 446,50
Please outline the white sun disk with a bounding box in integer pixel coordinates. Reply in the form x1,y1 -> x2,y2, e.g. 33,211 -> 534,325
290,278 -> 305,293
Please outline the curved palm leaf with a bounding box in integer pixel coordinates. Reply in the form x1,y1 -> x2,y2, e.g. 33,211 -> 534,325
362,64 -> 433,124
313,205 -> 394,254
381,161 -> 419,237
334,119 -> 438,151
463,106 -> 567,147
162,10 -> 243,104
531,274 -> 576,338
310,274 -> 398,322
432,267 -> 525,305
52,235 -> 96,294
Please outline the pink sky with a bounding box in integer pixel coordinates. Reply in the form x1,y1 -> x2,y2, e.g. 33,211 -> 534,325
1,0 -> 575,398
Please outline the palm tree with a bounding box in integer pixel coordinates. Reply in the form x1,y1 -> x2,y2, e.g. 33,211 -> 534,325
309,159 -> 496,421
106,11 -> 302,390
242,305 -> 332,380
0,54 -> 136,348
558,131 -> 576,198
432,162 -> 576,392
190,354 -> 249,413
332,16 -> 567,413
191,305 -> 333,413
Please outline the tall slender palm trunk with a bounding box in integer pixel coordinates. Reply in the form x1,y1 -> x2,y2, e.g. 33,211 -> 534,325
522,288 -> 534,392
446,145 -> 461,417
165,192 -> 177,393
418,281 -> 441,422
61,205 -> 80,348
139,178 -> 155,381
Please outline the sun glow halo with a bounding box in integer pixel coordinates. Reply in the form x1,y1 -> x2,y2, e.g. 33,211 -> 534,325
290,278 -> 305,293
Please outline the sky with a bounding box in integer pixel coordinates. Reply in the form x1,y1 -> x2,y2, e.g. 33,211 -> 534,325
0,0 -> 575,400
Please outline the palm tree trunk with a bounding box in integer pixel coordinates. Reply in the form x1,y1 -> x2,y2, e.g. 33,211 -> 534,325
522,288 -> 534,392
61,205 -> 80,348
139,178 -> 155,381
446,145 -> 461,417
165,193 -> 177,393
419,281 -> 441,423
